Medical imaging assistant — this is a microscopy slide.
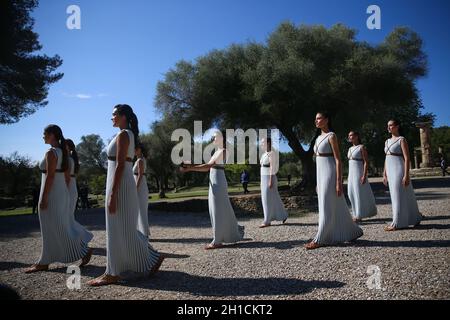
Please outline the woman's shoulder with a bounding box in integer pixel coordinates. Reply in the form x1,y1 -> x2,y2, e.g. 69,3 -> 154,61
45,148 -> 58,159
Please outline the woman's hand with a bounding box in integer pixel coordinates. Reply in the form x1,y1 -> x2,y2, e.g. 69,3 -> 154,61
402,175 -> 410,187
360,175 -> 367,185
383,175 -> 388,186
180,166 -> 189,173
336,183 -> 343,197
39,196 -> 48,211
108,193 -> 117,214
268,179 -> 273,189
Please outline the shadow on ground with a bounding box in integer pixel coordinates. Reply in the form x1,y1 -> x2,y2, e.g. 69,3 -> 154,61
119,270 -> 346,297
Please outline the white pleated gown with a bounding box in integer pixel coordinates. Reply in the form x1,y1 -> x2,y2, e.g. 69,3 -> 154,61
260,151 -> 288,224
68,157 -> 78,214
208,150 -> 244,245
68,157 -> 92,240
105,129 -> 160,276
347,145 -> 377,219
37,148 -> 93,265
384,137 -> 422,228
133,158 -> 150,237
313,133 -> 363,245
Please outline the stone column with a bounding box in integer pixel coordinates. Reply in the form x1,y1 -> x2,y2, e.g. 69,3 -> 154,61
415,122 -> 432,168
413,148 -> 420,169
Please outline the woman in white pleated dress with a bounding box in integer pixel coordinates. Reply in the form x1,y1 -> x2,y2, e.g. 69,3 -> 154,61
347,131 -> 377,222
133,145 -> 150,238
305,113 -> 363,250
383,119 -> 422,231
259,137 -> 288,228
25,125 -> 93,273
180,131 -> 245,250
87,105 -> 164,286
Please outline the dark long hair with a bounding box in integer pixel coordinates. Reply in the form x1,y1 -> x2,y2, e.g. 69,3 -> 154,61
44,124 -> 68,171
389,119 -> 404,136
314,111 -> 335,141
266,137 -> 272,152
66,139 -> 79,174
350,131 -> 363,145
114,104 -> 139,147
135,143 -> 146,158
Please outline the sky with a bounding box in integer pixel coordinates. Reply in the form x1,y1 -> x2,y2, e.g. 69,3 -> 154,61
0,0 -> 449,162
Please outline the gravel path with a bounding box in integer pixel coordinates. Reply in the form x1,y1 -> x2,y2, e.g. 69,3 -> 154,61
1,177 -> 449,300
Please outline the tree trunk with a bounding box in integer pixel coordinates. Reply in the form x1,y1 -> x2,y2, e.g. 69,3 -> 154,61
298,151 -> 316,189
153,175 -> 160,191
159,174 -> 167,198
280,127 -> 317,190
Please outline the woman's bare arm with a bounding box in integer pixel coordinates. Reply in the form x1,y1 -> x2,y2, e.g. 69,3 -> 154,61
40,151 -> 57,210
329,134 -> 343,196
109,131 -> 129,214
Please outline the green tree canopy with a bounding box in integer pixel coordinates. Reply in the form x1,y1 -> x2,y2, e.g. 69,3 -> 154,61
76,134 -> 107,174
0,0 -> 63,124
155,22 -> 429,186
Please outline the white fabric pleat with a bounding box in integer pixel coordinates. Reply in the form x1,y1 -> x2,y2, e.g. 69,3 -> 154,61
347,146 -> 377,219
384,138 -> 422,228
37,148 -> 93,265
105,130 -> 160,276
208,167 -> 244,245
133,159 -> 150,237
313,133 -> 363,245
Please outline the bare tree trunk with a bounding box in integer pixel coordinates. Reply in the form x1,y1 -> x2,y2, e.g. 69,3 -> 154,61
159,174 -> 167,198
280,128 -> 317,190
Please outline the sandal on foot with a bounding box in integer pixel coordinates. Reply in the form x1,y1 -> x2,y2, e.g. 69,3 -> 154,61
24,264 -> 48,274
259,224 -> 271,228
384,226 -> 397,232
79,247 -> 93,267
87,274 -> 120,287
150,255 -> 165,276
304,241 -> 321,250
204,243 -> 223,250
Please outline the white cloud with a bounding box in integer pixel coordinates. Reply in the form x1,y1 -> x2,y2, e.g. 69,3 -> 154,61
75,94 -> 92,99
62,92 -> 107,99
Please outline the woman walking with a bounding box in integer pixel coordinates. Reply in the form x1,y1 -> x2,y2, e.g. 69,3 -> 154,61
383,119 -> 422,231
133,144 -> 150,237
347,131 -> 377,222
305,113 -> 363,250
87,105 -> 164,286
25,125 -> 93,273
180,131 -> 245,250
259,137 -> 288,228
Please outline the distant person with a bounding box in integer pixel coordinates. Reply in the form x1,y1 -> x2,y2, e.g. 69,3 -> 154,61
240,170 -> 250,194
80,184 -> 90,210
440,156 -> 449,177
347,131 -> 377,222
31,185 -> 39,214
287,174 -> 292,186
180,130 -> 245,250
259,137 -> 288,228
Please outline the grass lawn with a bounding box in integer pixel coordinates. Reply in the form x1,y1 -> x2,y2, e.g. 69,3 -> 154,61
0,179 -> 297,217
0,207 -> 35,217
